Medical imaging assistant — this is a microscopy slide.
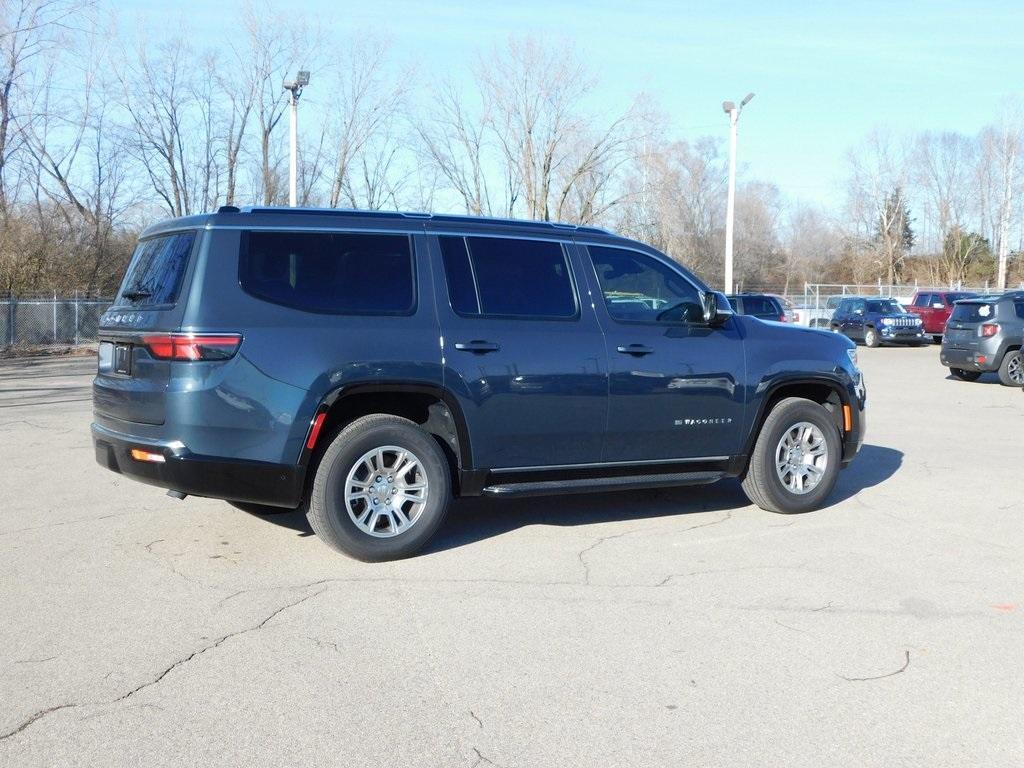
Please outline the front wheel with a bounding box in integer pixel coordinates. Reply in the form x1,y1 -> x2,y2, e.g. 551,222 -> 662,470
998,350 -> 1024,387
864,327 -> 880,347
949,368 -> 982,382
307,414 -> 452,561
741,397 -> 842,514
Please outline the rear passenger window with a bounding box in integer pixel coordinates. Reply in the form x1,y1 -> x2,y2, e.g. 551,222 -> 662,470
745,297 -> 775,315
438,236 -> 577,319
240,231 -> 414,314
1015,302 -> 1024,320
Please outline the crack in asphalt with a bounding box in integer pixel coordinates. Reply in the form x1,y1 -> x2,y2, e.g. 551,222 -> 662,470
577,528 -> 639,585
836,650 -> 911,682
471,747 -> 508,768
0,705 -> 76,742
0,588 -> 329,743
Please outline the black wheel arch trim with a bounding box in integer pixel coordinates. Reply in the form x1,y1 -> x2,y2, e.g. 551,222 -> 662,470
298,381 -> 474,471
742,374 -> 855,460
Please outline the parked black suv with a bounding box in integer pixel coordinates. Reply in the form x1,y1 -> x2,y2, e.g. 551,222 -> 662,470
92,208 -> 867,561
940,292 -> 1024,385
726,293 -> 788,322
830,296 -> 926,347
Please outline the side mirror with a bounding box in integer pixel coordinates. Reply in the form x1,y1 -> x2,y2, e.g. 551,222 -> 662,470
702,291 -> 734,327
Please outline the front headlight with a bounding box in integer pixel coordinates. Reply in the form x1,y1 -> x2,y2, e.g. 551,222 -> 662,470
880,317 -> 894,326
846,348 -> 859,369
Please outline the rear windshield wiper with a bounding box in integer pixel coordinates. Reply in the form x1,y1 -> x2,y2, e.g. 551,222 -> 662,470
122,289 -> 152,302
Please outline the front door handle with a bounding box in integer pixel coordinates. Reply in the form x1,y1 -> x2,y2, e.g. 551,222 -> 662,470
616,344 -> 654,356
454,340 -> 501,354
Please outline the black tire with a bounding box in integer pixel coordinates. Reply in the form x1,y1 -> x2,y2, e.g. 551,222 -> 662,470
741,397 -> 842,515
997,349 -> 1024,387
949,368 -> 981,382
307,414 -> 452,561
864,326 -> 880,348
228,500 -> 301,515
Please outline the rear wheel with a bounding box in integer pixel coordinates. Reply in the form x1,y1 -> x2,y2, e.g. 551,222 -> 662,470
864,327 -> 880,348
997,350 -> 1024,387
949,367 -> 982,382
741,398 -> 842,515
307,414 -> 452,561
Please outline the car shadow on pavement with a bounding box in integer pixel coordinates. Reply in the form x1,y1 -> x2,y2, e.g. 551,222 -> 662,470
241,443 -> 903,554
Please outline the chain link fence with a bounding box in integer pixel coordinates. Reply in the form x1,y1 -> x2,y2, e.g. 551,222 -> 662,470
1,295 -> 113,352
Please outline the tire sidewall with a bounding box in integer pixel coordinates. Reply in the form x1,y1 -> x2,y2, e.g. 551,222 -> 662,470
755,401 -> 842,513
311,419 -> 451,561
864,327 -> 879,347
999,350 -> 1024,387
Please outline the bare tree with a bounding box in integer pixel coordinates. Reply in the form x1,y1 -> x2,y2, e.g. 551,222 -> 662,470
977,112 -> 1022,290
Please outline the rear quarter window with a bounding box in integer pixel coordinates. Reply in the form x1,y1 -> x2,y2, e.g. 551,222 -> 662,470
117,231 -> 197,306
239,231 -> 415,315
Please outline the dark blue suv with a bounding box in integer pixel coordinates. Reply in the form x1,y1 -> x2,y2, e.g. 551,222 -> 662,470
92,208 -> 866,560
829,297 -> 926,347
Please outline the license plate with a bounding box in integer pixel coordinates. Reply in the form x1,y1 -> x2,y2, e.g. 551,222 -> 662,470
113,343 -> 133,376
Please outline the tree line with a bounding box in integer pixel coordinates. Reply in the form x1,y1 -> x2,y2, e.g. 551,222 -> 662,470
2,0 -> 1022,297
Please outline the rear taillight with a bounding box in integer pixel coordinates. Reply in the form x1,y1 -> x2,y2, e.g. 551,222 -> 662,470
142,334 -> 242,361
980,323 -> 1000,338
779,314 -> 787,322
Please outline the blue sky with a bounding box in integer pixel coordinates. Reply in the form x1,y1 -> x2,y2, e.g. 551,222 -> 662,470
121,0 -> 1024,208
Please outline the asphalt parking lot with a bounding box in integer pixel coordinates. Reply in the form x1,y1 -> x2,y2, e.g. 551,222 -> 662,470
1,347 -> 1022,767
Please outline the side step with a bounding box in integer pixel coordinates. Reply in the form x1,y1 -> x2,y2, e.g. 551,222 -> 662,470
481,471 -> 724,498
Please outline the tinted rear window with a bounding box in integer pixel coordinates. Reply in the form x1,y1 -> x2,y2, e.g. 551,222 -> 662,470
240,231 -> 414,314
950,303 -> 995,323
438,236 -> 577,318
118,231 -> 196,306
744,297 -> 777,316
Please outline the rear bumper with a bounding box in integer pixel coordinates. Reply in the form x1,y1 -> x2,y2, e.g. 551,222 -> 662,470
91,423 -> 303,509
939,347 -> 999,372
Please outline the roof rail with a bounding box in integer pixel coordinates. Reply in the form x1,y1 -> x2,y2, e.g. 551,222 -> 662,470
235,206 -> 613,235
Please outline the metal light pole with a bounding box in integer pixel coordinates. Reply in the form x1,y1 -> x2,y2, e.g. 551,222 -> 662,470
283,70 -> 310,207
722,92 -> 755,293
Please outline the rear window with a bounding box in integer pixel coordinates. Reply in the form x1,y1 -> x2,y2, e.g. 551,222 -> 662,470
240,231 -> 414,315
950,302 -> 995,323
438,236 -> 577,318
118,231 -> 197,306
744,296 -> 778,316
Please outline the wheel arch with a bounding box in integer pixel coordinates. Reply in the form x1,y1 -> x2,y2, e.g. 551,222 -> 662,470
297,382 -> 473,494
741,375 -> 850,461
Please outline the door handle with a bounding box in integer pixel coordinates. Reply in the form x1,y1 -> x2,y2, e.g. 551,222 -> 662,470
616,344 -> 654,356
454,340 -> 501,354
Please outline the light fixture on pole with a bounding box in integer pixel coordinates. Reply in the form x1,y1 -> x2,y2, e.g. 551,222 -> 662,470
283,70 -> 310,208
722,92 -> 754,293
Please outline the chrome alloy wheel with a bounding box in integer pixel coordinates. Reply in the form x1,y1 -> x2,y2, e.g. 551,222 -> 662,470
344,446 -> 429,537
774,422 -> 829,495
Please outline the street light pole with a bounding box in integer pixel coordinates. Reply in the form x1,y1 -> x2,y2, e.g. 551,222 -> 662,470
722,92 -> 754,293
283,70 -> 310,208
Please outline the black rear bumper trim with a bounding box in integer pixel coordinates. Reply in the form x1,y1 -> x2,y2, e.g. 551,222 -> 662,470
91,424 -> 302,509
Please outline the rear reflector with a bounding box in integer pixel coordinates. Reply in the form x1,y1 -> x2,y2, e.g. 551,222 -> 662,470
842,405 -> 852,432
306,412 -> 327,450
130,448 -> 166,463
142,334 -> 242,361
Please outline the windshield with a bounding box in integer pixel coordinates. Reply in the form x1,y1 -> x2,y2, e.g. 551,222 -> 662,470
866,299 -> 902,315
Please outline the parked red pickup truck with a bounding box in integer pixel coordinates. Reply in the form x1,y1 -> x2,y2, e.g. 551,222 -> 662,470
906,291 -> 977,342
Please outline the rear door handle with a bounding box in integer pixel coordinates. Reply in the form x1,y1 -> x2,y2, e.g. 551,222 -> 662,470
616,344 -> 654,356
454,340 -> 501,354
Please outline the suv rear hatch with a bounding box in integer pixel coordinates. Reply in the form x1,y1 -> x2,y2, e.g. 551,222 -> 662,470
944,300 -> 995,350
94,230 -> 199,425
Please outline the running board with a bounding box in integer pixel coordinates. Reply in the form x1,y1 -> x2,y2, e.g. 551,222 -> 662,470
480,471 -> 724,498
